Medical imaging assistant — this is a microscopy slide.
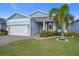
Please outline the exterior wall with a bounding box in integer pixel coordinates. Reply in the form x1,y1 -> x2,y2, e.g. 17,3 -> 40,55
31,18 -> 40,35
68,22 -> 79,33
7,13 -> 30,25
1,23 -> 6,30
0,24 -> 1,29
0,23 -> 6,30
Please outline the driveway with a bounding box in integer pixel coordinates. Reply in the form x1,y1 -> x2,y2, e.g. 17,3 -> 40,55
0,35 -> 34,46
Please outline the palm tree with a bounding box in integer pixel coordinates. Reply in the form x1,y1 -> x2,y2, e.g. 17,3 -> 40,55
49,8 -> 59,32
58,4 -> 69,40
49,4 -> 74,40
49,4 -> 73,40
65,14 -> 74,32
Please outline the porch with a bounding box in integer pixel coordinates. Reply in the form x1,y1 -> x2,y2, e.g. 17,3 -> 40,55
36,21 -> 55,32
34,17 -> 56,32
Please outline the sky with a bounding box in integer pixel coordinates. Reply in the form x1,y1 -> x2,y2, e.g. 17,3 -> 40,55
0,3 -> 79,20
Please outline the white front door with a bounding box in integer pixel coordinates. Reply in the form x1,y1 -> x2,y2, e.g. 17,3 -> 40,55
9,25 -> 30,36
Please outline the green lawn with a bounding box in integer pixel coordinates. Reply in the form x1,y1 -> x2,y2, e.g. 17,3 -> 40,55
0,36 -> 79,56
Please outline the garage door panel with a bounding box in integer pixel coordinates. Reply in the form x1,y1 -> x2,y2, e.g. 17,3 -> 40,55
9,25 -> 30,36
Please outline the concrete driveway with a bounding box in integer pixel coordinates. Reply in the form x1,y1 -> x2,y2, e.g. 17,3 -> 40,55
0,35 -> 34,46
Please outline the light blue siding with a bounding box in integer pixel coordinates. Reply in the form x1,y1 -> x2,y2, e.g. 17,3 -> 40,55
68,21 -> 79,33
7,19 -> 30,25
1,23 -> 6,30
7,13 -> 31,36
8,14 -> 27,20
31,19 -> 40,35
30,11 -> 49,35
0,23 -> 6,30
7,14 -> 30,25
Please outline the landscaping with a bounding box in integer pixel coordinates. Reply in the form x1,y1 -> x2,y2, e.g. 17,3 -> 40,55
40,30 -> 74,37
0,34 -> 79,56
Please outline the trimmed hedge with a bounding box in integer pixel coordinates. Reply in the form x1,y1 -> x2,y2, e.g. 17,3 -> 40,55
40,30 -> 74,37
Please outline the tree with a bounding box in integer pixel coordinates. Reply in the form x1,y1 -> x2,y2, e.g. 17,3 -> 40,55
65,14 -> 74,32
58,4 -> 69,40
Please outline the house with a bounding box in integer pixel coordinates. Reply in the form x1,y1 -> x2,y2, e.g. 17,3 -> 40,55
68,19 -> 79,33
0,18 -> 6,30
7,10 -> 67,36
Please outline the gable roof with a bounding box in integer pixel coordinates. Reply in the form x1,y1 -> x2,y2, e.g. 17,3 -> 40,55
71,20 -> 79,24
7,10 -> 49,21
7,13 -> 29,20
69,19 -> 79,26
29,10 -> 48,17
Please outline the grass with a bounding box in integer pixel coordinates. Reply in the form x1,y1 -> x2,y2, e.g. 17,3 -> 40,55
0,35 -> 79,55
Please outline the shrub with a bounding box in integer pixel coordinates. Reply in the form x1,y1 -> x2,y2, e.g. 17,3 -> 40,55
64,32 -> 74,37
40,31 -> 50,37
40,30 -> 74,37
0,29 -> 7,36
40,31 -> 58,37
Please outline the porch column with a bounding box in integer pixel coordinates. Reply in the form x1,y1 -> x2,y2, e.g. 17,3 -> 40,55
43,21 -> 46,30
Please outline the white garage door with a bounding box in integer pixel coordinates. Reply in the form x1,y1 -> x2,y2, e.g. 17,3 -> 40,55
9,25 -> 30,36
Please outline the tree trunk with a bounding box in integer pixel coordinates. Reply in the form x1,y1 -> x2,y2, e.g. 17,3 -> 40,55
55,24 -> 58,32
66,27 -> 69,32
60,24 -> 65,40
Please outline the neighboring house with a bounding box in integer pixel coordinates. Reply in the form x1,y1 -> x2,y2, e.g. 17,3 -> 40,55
0,18 -> 6,30
68,20 -> 79,33
7,10 -> 67,36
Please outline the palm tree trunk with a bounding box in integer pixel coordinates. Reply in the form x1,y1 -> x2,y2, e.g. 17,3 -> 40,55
60,24 -> 65,40
61,25 -> 64,36
56,24 -> 59,32
66,27 -> 68,32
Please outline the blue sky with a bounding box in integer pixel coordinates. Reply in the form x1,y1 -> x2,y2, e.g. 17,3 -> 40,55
0,3 -> 79,20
